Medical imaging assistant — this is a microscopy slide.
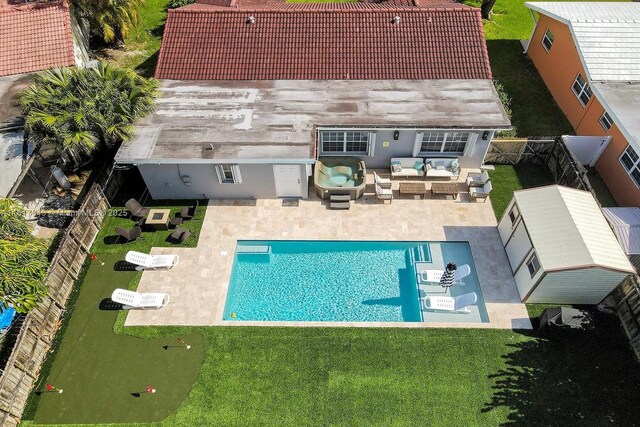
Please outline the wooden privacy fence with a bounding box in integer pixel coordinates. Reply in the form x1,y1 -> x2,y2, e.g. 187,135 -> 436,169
486,137 -> 596,197
603,276 -> 640,361
0,183 -> 111,427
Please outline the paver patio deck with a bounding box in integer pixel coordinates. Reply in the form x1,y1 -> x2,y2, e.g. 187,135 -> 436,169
125,171 -> 532,329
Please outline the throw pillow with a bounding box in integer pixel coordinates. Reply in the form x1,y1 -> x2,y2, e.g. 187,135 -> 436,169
448,159 -> 459,173
414,161 -> 424,171
391,164 -> 402,173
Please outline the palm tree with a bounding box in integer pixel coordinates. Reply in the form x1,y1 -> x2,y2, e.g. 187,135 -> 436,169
73,0 -> 144,44
0,199 -> 49,313
20,64 -> 158,167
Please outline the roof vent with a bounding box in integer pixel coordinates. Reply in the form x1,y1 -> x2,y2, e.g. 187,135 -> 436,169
247,16 -> 255,24
392,16 -> 401,24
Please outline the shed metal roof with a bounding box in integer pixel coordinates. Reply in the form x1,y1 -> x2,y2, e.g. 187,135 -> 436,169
115,79 -> 510,163
514,185 -> 633,273
526,2 -> 640,82
602,207 -> 640,255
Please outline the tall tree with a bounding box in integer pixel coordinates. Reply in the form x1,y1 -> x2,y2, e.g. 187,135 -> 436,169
481,0 -> 497,20
20,64 -> 158,168
0,199 -> 49,313
73,0 -> 144,44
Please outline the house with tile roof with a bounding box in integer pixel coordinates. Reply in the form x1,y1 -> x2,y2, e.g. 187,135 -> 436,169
524,2 -> 640,207
0,0 -> 89,77
115,0 -> 510,200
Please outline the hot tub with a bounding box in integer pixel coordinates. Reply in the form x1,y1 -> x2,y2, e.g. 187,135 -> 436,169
314,157 -> 366,200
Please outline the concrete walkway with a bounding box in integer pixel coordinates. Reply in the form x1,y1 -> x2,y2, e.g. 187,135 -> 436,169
126,178 -> 531,329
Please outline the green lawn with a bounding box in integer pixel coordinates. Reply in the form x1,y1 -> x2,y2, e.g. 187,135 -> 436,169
23,255 -> 640,425
488,164 -> 555,219
23,254 -> 204,425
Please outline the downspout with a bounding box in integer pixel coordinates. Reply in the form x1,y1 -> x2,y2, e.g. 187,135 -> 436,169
523,9 -> 539,54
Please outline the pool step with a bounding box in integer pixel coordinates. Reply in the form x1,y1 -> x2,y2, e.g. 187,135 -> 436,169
237,245 -> 271,254
330,194 -> 351,210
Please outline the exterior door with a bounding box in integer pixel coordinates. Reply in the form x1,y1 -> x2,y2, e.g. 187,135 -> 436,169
273,165 -> 303,198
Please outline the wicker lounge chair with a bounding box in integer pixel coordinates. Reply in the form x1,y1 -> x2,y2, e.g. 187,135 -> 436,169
125,198 -> 150,217
111,288 -> 170,310
373,171 -> 392,189
125,250 -> 180,270
375,183 -> 393,203
466,170 -> 490,187
179,200 -> 198,220
169,227 -> 191,243
115,225 -> 142,243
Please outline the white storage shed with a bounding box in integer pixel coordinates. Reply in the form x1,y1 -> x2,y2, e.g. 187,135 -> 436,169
497,185 -> 634,304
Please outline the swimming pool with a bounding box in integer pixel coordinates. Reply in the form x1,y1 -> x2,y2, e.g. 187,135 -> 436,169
223,240 -> 488,323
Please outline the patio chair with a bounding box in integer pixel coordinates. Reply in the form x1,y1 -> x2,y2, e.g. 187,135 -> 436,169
466,170 -> 490,187
111,288 -> 170,310
125,250 -> 180,270
115,225 -> 142,243
179,200 -> 199,220
469,181 -> 493,202
169,227 -> 191,243
373,171 -> 392,189
375,183 -> 393,203
416,263 -> 471,286
423,292 -> 477,313
125,198 -> 150,218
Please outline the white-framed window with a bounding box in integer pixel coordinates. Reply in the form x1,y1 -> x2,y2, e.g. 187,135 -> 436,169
526,253 -> 540,278
541,28 -> 554,52
508,204 -> 520,226
419,132 -> 470,155
319,131 -> 371,155
620,145 -> 640,188
215,164 -> 242,184
571,73 -> 592,107
599,111 -> 614,132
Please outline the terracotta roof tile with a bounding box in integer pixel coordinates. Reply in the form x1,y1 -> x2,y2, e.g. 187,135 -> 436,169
156,4 -> 491,80
0,2 -> 75,77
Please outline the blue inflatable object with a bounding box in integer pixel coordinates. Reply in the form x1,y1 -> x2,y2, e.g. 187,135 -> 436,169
0,307 -> 16,331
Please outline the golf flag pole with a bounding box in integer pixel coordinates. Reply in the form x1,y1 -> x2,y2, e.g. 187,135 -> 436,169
46,383 -> 63,394
177,337 -> 191,349
90,253 -> 105,266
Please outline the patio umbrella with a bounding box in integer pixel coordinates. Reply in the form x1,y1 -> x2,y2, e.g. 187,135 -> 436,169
439,262 -> 457,288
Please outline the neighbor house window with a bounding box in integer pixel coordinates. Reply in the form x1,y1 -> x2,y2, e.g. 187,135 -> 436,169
215,164 -> 242,184
541,28 -> 554,52
526,253 -> 540,278
599,111 -> 614,131
508,204 -> 520,226
320,131 -> 369,154
571,74 -> 592,107
620,145 -> 640,187
420,132 -> 469,155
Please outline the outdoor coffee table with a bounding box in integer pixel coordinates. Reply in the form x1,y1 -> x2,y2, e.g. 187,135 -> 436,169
431,182 -> 459,200
399,182 -> 427,199
145,208 -> 171,230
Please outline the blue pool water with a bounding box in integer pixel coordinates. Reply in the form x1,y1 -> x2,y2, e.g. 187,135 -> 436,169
223,240 -> 488,323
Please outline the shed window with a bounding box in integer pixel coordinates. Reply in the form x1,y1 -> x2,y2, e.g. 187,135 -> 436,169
526,253 -> 540,278
420,132 -> 469,155
215,164 -> 242,184
599,111 -> 614,132
320,131 -> 370,155
571,74 -> 592,107
620,145 -> 640,188
541,28 -> 554,52
508,204 -> 520,226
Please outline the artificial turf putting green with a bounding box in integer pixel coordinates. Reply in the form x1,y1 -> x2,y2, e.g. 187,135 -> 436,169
30,254 -> 203,424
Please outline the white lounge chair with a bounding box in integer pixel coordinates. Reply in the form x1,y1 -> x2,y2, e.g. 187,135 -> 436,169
125,250 -> 180,271
423,292 -> 477,313
111,288 -> 170,310
373,171 -> 392,189
466,170 -> 490,187
415,263 -> 471,286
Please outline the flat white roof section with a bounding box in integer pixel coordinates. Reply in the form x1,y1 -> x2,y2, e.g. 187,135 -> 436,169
526,2 -> 640,82
602,207 -> 640,256
514,185 -> 634,273
115,79 -> 511,163
592,82 -> 640,149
